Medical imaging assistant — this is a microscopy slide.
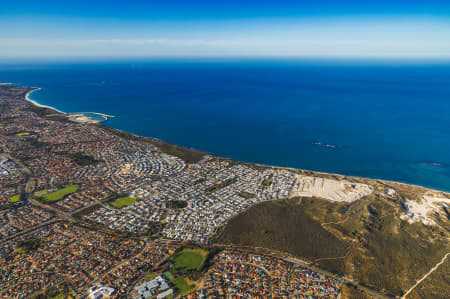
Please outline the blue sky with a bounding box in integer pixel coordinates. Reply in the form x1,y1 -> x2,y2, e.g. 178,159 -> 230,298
1,0 -> 450,58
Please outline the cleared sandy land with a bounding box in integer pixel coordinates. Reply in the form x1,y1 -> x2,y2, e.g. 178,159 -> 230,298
401,193 -> 450,226
291,175 -> 373,202
68,114 -> 101,124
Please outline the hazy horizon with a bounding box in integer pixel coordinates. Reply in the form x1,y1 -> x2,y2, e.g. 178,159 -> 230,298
2,0 -> 450,59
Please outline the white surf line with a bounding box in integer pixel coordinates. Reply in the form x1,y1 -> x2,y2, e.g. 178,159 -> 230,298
401,252 -> 450,298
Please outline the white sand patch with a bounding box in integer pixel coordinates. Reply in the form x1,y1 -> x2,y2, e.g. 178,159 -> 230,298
68,114 -> 101,124
401,194 -> 450,225
384,188 -> 397,198
291,175 -> 373,202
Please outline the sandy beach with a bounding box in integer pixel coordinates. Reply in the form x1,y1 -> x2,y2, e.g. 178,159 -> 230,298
25,88 -> 66,114
25,87 -> 111,124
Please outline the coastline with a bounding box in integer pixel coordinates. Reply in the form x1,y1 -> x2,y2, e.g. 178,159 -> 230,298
251,161 -> 450,194
24,88 -> 112,124
25,88 -> 66,114
21,84 -> 450,195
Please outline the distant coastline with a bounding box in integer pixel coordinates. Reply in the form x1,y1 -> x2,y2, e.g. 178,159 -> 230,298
24,87 -> 113,124
17,83 -> 450,195
25,88 -> 66,114
6,59 -> 450,193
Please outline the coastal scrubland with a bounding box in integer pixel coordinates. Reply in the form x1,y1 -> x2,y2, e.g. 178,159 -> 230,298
145,138 -> 206,164
216,193 -> 450,298
340,283 -> 373,299
98,125 -> 206,163
216,199 -> 347,269
407,256 -> 450,299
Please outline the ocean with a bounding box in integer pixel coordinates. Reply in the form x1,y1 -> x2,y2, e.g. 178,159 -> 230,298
2,59 -> 450,191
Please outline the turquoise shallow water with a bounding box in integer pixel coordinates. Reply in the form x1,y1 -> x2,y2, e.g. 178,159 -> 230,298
1,59 -> 450,191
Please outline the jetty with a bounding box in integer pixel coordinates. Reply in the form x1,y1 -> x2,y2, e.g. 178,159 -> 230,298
73,112 -> 115,121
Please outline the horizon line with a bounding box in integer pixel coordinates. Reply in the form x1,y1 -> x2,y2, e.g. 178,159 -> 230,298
2,55 -> 450,62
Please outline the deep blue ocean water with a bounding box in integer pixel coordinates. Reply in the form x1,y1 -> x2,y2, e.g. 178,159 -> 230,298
1,59 -> 450,191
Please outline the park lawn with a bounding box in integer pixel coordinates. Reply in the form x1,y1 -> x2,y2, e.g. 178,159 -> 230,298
109,196 -> 137,209
163,271 -> 174,281
172,276 -> 192,295
164,271 -> 191,296
8,194 -> 21,203
39,185 -> 79,203
262,177 -> 273,187
34,190 -> 49,197
238,191 -> 256,199
171,248 -> 208,271
15,132 -> 30,137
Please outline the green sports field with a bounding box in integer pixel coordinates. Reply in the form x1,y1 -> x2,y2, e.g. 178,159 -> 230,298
38,185 -> 79,202
109,196 -> 137,208
8,194 -> 21,203
15,132 -> 30,137
164,271 -> 192,296
171,248 -> 208,271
